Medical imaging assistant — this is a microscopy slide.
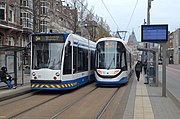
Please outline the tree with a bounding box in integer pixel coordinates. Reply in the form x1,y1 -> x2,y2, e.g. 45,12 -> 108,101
95,17 -> 110,40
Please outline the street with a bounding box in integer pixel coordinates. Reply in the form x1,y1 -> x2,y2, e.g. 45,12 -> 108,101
159,65 -> 180,100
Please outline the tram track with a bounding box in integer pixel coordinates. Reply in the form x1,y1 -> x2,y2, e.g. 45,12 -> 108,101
50,87 -> 98,119
9,94 -> 62,118
0,82 -> 130,118
96,87 -> 120,119
0,83 -> 97,118
50,85 -> 126,119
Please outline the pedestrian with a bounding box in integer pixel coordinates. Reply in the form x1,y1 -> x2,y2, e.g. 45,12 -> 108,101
135,60 -> 142,81
0,67 -> 16,89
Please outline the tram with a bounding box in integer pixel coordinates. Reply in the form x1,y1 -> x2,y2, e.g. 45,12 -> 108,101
31,33 -> 96,90
95,37 -> 133,85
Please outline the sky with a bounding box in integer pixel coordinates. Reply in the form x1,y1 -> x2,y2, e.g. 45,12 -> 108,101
86,0 -> 180,42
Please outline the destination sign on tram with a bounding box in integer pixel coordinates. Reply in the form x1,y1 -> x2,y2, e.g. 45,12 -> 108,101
105,42 -> 113,48
33,35 -> 64,42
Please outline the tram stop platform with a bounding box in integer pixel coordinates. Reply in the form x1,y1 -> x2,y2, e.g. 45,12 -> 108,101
122,70 -> 180,119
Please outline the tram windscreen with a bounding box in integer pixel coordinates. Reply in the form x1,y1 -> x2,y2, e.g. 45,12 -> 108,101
32,42 -> 64,70
96,41 -> 126,69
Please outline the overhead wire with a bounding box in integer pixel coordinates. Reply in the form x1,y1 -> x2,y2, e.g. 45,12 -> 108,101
126,0 -> 139,31
100,0 -> 120,30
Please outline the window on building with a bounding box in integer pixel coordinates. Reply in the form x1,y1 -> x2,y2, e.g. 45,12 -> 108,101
40,21 -> 48,32
8,36 -> 14,46
0,2 -> 5,20
28,0 -> 33,8
40,1 -> 50,15
23,0 -> 28,6
20,0 -> 32,8
9,10 -> 13,22
0,9 -> 5,20
20,12 -> 33,29
21,12 -> 27,27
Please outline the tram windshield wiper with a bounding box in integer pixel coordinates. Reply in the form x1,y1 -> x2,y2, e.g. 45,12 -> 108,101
107,56 -> 115,70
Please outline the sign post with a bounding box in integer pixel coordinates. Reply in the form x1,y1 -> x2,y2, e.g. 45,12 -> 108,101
141,24 -> 168,97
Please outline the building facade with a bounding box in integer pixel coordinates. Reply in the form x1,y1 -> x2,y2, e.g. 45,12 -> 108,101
33,0 -> 76,33
168,28 -> 180,64
0,0 -> 22,46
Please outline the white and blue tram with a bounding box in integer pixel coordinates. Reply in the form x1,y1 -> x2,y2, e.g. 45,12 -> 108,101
31,33 -> 96,90
95,37 -> 133,85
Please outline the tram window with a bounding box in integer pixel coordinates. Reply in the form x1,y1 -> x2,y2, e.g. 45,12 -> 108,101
91,51 -> 95,70
73,47 -> 78,73
77,48 -> 88,72
98,53 -> 105,68
78,48 -> 84,71
63,45 -> 72,74
116,53 -> 121,68
121,52 -> 127,70
84,49 -> 88,71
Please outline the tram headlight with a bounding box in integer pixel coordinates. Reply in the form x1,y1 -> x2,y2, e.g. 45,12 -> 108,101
31,72 -> 37,80
97,70 -> 102,75
55,72 -> 60,76
114,70 -> 120,75
32,72 -> 36,76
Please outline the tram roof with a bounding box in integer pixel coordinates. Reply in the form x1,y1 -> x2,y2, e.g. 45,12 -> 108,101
96,37 -> 126,44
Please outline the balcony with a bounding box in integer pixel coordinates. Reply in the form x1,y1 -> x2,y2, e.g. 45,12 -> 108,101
0,20 -> 22,31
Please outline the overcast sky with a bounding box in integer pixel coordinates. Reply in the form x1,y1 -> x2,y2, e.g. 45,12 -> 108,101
87,0 -> 180,41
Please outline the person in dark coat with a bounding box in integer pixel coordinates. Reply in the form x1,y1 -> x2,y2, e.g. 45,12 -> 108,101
135,61 -> 142,81
0,67 -> 15,89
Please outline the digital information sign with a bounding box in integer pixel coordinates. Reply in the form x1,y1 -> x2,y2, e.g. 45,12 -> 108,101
32,34 -> 64,42
141,24 -> 168,42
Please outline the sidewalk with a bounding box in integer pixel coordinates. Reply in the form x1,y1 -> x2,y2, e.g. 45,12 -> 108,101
0,74 -> 31,101
123,73 -> 180,119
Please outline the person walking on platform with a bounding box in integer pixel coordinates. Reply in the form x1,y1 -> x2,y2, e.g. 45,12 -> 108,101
0,67 -> 16,89
135,61 -> 142,81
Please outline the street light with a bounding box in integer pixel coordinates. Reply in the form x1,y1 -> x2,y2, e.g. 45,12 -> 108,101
147,0 -> 153,84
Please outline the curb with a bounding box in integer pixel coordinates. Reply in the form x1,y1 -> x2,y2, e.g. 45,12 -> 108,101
0,85 -> 32,102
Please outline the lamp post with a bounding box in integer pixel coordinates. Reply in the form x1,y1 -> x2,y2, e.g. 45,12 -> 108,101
147,0 -> 153,86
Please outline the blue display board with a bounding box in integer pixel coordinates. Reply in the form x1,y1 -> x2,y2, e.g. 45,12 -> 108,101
141,24 -> 168,42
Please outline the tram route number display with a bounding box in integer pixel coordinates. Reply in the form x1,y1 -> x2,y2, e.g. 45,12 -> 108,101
33,35 -> 64,42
